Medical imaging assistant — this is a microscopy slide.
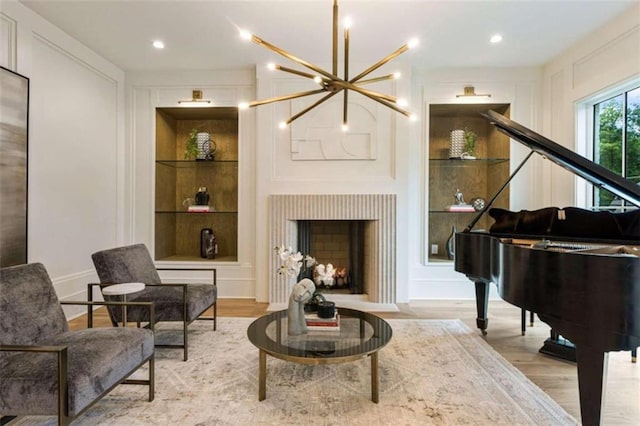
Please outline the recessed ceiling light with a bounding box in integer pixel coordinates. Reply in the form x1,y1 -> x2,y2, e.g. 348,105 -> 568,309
152,40 -> 165,49
490,34 -> 503,44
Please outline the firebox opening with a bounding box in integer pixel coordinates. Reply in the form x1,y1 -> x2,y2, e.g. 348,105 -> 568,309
297,220 -> 365,295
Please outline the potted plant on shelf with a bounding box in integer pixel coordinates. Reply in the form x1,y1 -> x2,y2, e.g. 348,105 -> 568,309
463,129 -> 477,158
184,128 -> 199,160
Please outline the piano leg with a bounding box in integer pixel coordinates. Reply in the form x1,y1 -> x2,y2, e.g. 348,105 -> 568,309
474,280 -> 489,335
575,348 -> 609,426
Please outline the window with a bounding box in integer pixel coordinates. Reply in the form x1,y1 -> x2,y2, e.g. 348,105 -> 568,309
592,85 -> 640,211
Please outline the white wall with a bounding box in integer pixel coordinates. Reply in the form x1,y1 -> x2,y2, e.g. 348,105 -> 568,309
0,2 -> 125,317
541,3 -> 640,208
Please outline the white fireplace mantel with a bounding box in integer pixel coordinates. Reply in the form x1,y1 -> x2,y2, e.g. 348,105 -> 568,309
269,194 -> 396,307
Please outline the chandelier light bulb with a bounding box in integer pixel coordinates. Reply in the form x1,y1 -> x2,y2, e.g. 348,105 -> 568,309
278,121 -> 288,129
407,38 -> 419,49
313,76 -> 322,84
238,102 -> 249,110
267,63 -> 277,70
409,113 -> 418,122
239,29 -> 252,41
344,16 -> 352,29
152,40 -> 165,49
341,123 -> 349,132
397,98 -> 408,107
393,72 -> 401,79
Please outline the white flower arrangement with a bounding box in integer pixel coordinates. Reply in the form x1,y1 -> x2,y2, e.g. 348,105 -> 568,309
274,245 -> 316,278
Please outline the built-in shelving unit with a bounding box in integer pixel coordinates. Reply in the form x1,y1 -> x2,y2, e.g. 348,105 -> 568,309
155,107 -> 238,262
428,103 -> 511,262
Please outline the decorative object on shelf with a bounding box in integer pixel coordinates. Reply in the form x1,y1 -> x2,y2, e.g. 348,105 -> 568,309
463,129 -> 477,158
288,278 -> 316,335
450,129 -> 477,159
471,197 -> 487,212
200,228 -> 217,259
184,128 -> 199,160
182,197 -> 195,208
445,189 -> 475,211
446,225 -> 457,260
196,132 -> 217,160
449,129 -> 465,158
195,187 -> 210,205
237,0 -> 418,130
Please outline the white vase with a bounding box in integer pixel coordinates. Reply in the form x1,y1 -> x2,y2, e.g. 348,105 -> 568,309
196,132 -> 211,160
449,130 -> 465,158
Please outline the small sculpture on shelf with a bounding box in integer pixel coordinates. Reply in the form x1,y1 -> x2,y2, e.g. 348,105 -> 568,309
445,189 -> 475,212
288,278 -> 316,335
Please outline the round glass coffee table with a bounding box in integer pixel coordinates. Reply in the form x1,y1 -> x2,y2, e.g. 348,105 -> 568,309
247,307 -> 392,403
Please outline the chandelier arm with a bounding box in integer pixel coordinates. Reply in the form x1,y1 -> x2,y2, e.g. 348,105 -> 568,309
251,35 -> 336,81
275,65 -> 319,80
343,23 -> 349,126
286,90 -> 342,125
329,80 -> 397,103
350,44 -> 410,83
249,89 -> 328,108
355,74 -> 397,85
332,0 -> 338,76
353,89 -> 411,117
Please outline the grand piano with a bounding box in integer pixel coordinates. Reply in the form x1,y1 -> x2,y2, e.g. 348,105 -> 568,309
454,110 -> 640,426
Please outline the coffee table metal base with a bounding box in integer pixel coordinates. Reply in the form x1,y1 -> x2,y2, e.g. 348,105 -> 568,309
257,349 -> 380,403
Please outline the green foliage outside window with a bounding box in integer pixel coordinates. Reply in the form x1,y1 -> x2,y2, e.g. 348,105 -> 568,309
593,86 -> 640,208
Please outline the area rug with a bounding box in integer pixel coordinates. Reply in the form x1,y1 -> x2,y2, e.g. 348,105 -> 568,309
10,318 -> 576,425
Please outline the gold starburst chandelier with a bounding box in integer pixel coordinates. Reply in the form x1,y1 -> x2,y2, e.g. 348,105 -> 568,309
238,0 -> 418,131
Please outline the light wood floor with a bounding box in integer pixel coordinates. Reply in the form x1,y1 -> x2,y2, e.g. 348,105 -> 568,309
69,299 -> 640,425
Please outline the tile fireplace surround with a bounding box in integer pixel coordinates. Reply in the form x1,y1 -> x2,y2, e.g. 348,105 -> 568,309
269,194 -> 396,306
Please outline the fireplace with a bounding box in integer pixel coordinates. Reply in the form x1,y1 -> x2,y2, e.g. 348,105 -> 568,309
269,194 -> 396,306
298,220 -> 366,294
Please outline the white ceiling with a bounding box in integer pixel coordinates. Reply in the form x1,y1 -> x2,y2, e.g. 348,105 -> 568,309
19,0 -> 639,72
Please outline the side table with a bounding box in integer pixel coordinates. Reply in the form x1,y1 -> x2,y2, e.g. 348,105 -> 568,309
102,282 -> 145,327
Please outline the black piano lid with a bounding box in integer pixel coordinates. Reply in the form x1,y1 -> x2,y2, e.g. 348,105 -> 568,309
482,110 -> 640,207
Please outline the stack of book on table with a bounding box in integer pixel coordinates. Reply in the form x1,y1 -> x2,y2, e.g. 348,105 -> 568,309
305,310 -> 340,331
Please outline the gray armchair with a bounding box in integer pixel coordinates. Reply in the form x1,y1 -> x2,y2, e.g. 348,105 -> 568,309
0,263 -> 155,426
91,243 -> 217,361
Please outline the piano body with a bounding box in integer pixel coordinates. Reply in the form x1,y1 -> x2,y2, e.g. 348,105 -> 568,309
454,110 -> 640,426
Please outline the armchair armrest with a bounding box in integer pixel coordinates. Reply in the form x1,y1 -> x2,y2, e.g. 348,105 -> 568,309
156,267 -> 217,285
62,299 -> 155,330
1,344 -> 70,419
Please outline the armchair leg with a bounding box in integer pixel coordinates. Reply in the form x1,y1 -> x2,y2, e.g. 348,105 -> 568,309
214,301 -> 217,331
183,319 -> 188,362
149,354 -> 155,401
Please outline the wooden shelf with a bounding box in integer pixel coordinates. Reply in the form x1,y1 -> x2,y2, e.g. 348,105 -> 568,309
427,103 -> 511,263
155,107 -> 239,261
